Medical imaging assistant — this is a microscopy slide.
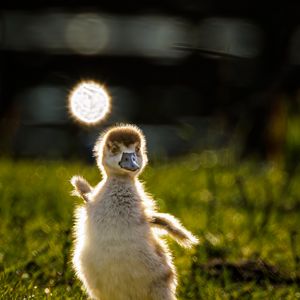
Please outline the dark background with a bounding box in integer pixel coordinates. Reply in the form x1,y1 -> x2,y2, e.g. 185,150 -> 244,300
1,1 -> 300,163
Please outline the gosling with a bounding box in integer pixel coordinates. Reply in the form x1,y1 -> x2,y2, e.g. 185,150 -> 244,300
71,124 -> 198,300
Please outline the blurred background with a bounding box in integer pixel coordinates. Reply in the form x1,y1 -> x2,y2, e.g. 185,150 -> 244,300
0,1 -> 300,165
2,3 -> 300,298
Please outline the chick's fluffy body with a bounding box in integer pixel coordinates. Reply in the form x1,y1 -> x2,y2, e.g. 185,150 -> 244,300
73,177 -> 176,300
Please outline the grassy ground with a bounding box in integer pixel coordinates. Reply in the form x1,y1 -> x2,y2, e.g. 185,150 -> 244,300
0,157 -> 300,299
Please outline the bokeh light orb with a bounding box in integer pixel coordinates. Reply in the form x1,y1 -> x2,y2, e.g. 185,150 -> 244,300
69,81 -> 110,125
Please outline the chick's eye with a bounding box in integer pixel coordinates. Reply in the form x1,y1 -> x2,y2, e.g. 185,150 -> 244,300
110,145 -> 119,154
136,146 -> 140,152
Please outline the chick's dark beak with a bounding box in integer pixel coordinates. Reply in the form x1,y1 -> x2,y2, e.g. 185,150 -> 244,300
119,152 -> 140,171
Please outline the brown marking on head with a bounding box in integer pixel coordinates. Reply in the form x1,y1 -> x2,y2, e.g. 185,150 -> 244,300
93,124 -> 148,174
105,126 -> 142,147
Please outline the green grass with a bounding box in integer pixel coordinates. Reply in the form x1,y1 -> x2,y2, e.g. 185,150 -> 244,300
0,157 -> 300,299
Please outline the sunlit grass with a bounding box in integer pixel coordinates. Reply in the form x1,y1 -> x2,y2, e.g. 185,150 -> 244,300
0,157 -> 300,299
